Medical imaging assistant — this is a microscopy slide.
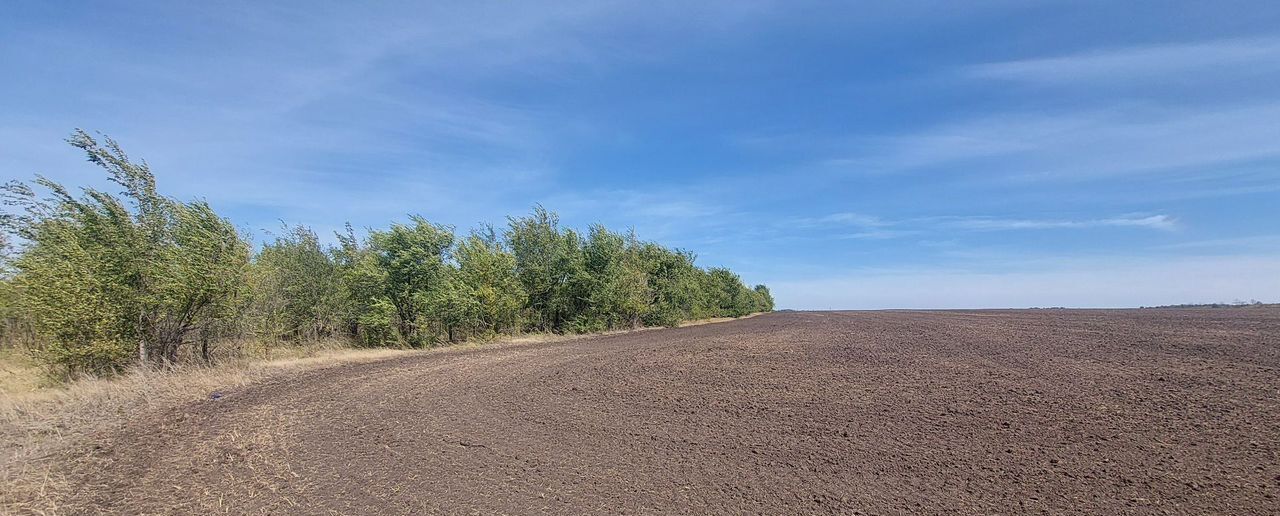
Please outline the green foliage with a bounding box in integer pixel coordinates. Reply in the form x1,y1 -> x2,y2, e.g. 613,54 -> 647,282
1,132 -> 774,376
580,225 -> 650,330
369,217 -> 456,346
701,268 -> 755,317
333,217 -> 459,347
250,225 -> 344,341
2,130 -> 250,374
454,226 -> 524,336
357,297 -> 398,347
0,236 -> 31,351
333,224 -> 386,345
753,284 -> 776,312
637,244 -> 705,327
507,206 -> 588,332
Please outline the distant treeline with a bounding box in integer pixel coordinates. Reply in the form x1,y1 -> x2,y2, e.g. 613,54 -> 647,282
0,131 -> 772,376
1140,301 -> 1276,309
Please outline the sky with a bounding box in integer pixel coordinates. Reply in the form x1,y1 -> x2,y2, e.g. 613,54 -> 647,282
2,1 -> 1279,309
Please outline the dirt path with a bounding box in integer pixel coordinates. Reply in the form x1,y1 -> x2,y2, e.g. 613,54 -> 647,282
51,310 -> 1280,514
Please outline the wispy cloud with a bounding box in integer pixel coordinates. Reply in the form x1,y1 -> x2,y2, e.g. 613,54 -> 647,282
798,212 -> 1176,236
771,254 -> 1280,309
0,1 -> 788,240
834,229 -> 920,240
830,101 -> 1280,181
1155,234 -> 1280,251
799,35 -> 1280,185
968,37 -> 1280,84
939,214 -> 1176,231
797,212 -> 888,228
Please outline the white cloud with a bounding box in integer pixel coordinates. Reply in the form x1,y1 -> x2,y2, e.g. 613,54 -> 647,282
797,212 -> 1176,236
1155,234 -> 1280,251
797,212 -> 888,228
938,214 -> 1176,231
838,102 -> 1280,181
968,37 -> 1280,84
835,229 -> 920,240
806,36 -> 1280,183
771,254 -> 1280,309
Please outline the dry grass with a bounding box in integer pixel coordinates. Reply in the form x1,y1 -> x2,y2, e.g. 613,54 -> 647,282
0,344 -> 415,514
0,314 -> 760,514
679,312 -> 761,327
0,349 -> 44,396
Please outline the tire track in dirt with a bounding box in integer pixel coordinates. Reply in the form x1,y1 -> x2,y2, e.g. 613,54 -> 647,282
56,310 -> 1280,514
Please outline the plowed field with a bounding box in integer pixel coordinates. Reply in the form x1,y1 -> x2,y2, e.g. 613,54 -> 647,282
53,309 -> 1280,514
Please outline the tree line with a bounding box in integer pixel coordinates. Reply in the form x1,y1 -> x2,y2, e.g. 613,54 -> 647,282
0,131 -> 773,376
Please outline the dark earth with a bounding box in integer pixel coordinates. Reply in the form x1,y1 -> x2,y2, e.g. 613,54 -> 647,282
57,309 -> 1280,514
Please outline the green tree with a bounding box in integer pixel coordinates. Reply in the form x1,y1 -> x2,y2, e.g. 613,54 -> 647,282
579,225 -> 650,330
1,130 -> 250,374
507,206 -> 587,332
366,217 -> 455,346
250,224 -> 344,341
455,225 -> 525,336
426,273 -> 479,343
703,267 -> 755,317
637,244 -> 704,327
752,284 -> 775,312
334,224 -> 391,346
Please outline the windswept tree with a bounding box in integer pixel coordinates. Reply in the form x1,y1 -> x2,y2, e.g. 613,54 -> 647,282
637,243 -> 704,327
752,284 -> 775,312
342,217 -> 457,347
1,130 -> 250,374
507,206 -> 587,332
454,225 -> 524,336
250,224 -> 344,341
580,225 -> 650,331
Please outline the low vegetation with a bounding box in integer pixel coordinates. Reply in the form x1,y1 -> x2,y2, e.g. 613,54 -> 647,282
0,130 -> 773,380
1140,300 -> 1277,309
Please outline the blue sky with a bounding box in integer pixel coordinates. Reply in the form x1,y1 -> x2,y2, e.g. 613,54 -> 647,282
3,1 -> 1279,309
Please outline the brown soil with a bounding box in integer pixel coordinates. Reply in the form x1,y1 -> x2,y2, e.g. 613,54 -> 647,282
43,310 -> 1280,514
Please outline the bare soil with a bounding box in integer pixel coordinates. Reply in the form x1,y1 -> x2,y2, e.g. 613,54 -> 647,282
31,310 -> 1280,514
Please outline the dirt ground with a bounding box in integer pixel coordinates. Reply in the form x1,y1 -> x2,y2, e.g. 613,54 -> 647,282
32,310 -> 1280,514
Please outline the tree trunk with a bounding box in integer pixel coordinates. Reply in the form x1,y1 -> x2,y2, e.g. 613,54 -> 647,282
138,312 -> 150,367
164,340 -> 180,366
200,330 -> 212,364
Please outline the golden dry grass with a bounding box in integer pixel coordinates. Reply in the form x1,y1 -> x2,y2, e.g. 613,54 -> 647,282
0,345 -> 415,514
678,312 -> 761,327
0,349 -> 44,396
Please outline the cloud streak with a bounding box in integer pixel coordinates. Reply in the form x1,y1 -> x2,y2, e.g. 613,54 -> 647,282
939,214 -> 1175,231
968,37 -> 1280,84
798,35 -> 1280,187
771,254 -> 1280,309
801,212 -> 1176,236
837,102 -> 1280,181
